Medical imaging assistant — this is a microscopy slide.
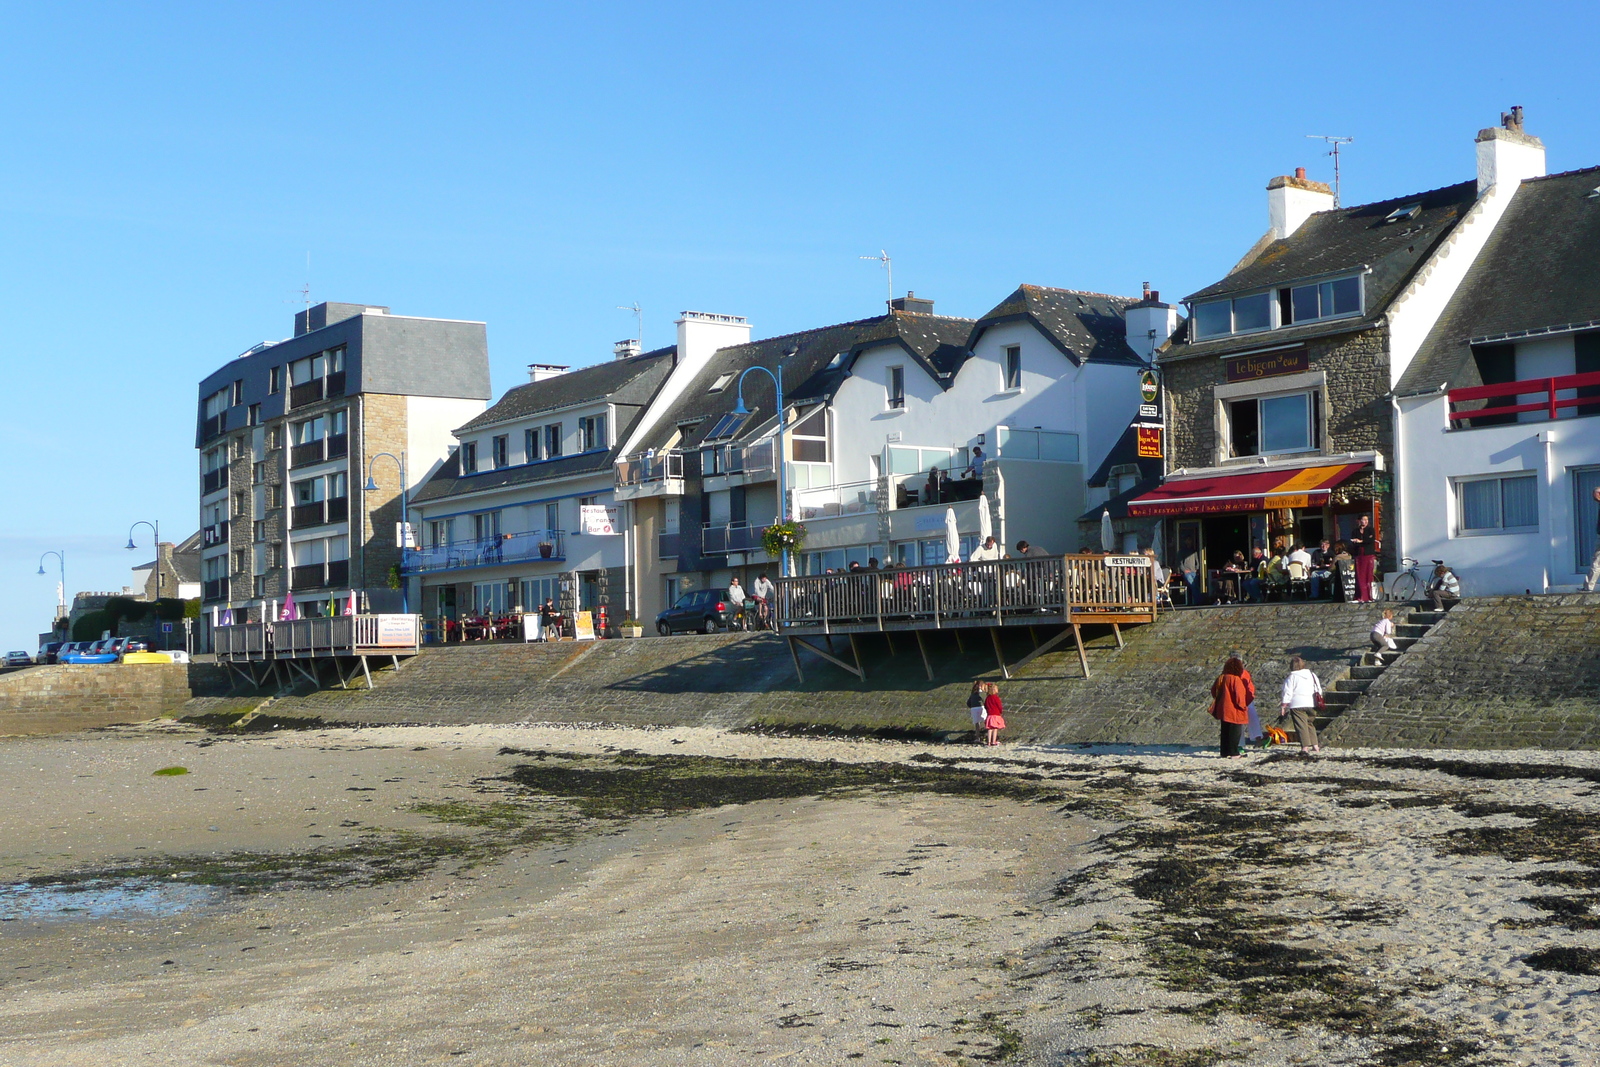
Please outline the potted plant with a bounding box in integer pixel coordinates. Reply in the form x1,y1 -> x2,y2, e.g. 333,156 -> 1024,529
538,540 -> 554,558
620,618 -> 643,639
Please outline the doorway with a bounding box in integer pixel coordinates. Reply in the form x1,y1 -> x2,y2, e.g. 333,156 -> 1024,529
435,585 -> 457,622
1201,514 -> 1251,572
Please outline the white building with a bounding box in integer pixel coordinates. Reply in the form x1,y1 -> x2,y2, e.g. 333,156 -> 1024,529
1394,158 -> 1600,594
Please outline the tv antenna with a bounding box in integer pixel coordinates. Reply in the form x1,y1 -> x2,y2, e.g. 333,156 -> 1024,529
616,302 -> 643,349
859,250 -> 892,307
1306,135 -> 1354,207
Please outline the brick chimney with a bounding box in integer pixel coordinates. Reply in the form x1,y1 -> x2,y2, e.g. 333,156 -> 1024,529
1267,167 -> 1335,240
888,291 -> 935,314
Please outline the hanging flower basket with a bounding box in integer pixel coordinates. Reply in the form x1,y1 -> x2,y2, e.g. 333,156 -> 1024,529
761,521 -> 807,558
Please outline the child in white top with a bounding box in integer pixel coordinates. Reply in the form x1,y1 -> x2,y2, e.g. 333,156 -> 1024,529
1371,609 -> 1397,652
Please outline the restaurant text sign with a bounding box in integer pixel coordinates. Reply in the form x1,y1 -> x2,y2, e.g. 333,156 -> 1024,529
1224,349 -> 1308,382
1136,425 -> 1162,458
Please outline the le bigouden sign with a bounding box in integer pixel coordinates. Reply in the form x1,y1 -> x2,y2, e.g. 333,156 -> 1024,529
1224,349 -> 1308,383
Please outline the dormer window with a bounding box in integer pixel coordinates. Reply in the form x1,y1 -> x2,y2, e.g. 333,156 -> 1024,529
1194,291 -> 1272,339
1194,275 -> 1360,339
1282,276 -> 1361,326
708,373 -> 734,393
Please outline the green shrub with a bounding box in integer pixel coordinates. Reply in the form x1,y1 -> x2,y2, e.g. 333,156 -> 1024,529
72,610 -> 115,642
152,597 -> 186,622
182,598 -> 201,620
104,596 -> 148,626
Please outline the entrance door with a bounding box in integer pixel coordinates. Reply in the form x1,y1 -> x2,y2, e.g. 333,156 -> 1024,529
578,571 -> 600,612
1575,468 -> 1600,575
1175,520 -> 1203,586
436,585 -> 457,621
1201,514 -> 1250,572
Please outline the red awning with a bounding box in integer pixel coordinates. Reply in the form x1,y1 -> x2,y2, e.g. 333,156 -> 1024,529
1126,463 -> 1367,518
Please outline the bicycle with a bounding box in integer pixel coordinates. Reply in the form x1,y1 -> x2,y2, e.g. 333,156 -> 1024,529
1387,557 -> 1443,602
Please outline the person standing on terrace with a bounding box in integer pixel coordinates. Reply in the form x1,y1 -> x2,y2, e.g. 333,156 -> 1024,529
1584,487 -> 1600,591
1348,514 -> 1378,603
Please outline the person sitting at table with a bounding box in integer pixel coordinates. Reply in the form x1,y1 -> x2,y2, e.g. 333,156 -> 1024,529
969,536 -> 1004,562
1015,540 -> 1049,558
1220,550 -> 1251,604
924,468 -> 942,505
1263,549 -> 1289,600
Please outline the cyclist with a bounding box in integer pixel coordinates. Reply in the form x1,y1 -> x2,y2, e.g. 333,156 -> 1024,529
751,572 -> 775,630
727,577 -> 747,629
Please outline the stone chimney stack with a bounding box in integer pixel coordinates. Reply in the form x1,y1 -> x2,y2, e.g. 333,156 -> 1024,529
1476,106 -> 1545,196
1124,284 -> 1181,360
1267,167 -> 1335,240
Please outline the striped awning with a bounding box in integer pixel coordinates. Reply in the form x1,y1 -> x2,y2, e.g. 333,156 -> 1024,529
1126,463 -> 1367,517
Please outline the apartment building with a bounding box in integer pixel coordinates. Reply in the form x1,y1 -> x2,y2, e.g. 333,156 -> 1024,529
195,302 -> 489,647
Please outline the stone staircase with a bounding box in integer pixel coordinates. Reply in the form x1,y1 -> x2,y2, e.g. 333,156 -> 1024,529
1315,608 -> 1446,730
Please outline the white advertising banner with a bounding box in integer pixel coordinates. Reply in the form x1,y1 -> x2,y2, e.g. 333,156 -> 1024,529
374,614 -> 418,647
580,505 -> 620,536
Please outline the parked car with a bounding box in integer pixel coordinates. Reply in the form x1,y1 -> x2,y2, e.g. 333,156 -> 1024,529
5,651 -> 32,667
655,588 -> 745,635
123,637 -> 149,653
36,641 -> 64,664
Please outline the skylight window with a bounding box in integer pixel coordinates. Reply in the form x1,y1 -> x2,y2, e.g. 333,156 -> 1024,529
707,373 -> 734,393
1383,204 -> 1421,224
703,413 -> 748,441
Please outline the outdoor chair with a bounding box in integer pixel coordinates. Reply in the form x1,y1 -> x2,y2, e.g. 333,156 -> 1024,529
1287,560 -> 1310,599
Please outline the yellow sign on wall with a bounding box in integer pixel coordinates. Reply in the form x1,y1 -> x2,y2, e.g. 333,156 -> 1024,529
573,611 -> 596,641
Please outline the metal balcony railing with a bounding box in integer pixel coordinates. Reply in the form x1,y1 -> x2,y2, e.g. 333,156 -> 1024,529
290,559 -> 350,591
289,378 -> 324,408
203,467 -> 229,495
657,531 -> 681,560
407,529 -> 566,574
202,577 -> 229,602
701,522 -> 771,555
616,449 -> 685,487
202,521 -> 229,547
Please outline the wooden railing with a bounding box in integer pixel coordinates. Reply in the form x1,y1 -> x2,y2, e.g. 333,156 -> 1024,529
773,554 -> 1157,632
1448,369 -> 1600,426
214,613 -> 421,659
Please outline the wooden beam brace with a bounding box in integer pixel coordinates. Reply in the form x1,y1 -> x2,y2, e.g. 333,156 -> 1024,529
785,636 -> 806,683
990,627 -> 1010,680
1112,621 -> 1124,650
913,629 -> 935,682
848,634 -> 867,680
1003,624 -> 1082,677
790,637 -> 865,680
1074,622 -> 1090,679
361,655 -> 375,690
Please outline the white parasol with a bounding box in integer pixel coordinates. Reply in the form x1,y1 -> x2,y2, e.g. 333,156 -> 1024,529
1100,508 -> 1115,553
944,507 -> 961,564
978,494 -> 992,545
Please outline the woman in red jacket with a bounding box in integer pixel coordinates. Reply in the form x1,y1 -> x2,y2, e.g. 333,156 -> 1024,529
1210,655 -> 1254,759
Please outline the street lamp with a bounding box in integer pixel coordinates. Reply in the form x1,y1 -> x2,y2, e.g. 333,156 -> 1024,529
37,550 -> 66,635
732,353 -> 791,577
126,520 -> 161,598
365,451 -> 410,613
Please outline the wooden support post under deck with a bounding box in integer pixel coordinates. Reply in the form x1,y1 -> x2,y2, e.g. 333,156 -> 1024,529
990,628 -> 1010,680
1029,626 -> 1040,649
885,632 -> 897,656
954,628 -> 965,654
913,629 -> 935,682
848,634 -> 867,680
785,635 -> 806,683
1112,622 -> 1124,649
1073,621 -> 1090,679
360,655 -> 374,690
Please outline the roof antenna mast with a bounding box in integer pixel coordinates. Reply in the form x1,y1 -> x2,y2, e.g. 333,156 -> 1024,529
616,302 -> 643,349
1305,135 -> 1354,207
859,250 -> 892,309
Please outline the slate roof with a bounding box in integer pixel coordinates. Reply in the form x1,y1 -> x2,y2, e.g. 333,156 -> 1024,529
634,311 -> 974,453
411,349 -> 676,505
1165,180 -> 1480,363
170,531 -> 202,584
1397,166 -> 1600,395
970,285 -> 1144,367
457,348 -> 675,432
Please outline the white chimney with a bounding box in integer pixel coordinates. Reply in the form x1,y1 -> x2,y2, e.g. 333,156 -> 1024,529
1476,107 -> 1545,196
1124,283 -> 1180,360
528,363 -> 568,383
614,311 -> 752,457
1267,167 -> 1335,240
613,339 -> 642,360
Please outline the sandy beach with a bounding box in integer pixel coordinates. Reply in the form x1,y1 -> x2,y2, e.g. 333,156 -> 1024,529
2,720 -> 1597,1066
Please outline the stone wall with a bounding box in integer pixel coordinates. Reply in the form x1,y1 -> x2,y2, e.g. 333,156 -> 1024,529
0,664 -> 208,735
1326,594 -> 1600,748
358,392 -> 410,594
273,603 -> 1386,745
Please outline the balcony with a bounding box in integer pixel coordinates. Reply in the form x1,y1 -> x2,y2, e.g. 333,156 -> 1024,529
203,467 -> 230,495
657,531 -> 682,560
326,370 -> 346,399
202,410 -> 227,441
795,478 -> 880,521
992,425 -> 1080,462
290,440 -> 323,468
291,559 -> 350,591
701,522 -> 772,556
326,433 -> 348,459
292,497 -> 348,529
289,378 -> 324,408
202,576 -> 229,602
327,495 -> 349,523
202,521 -> 229,547
615,449 -> 687,499
1448,370 -> 1600,428
407,529 -> 566,574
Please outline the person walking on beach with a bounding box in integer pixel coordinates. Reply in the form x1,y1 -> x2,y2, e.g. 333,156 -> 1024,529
1280,655 -> 1323,756
1371,609 -> 1398,654
1233,649 -> 1264,747
967,681 -> 988,744
1210,655 -> 1253,759
983,683 -> 1006,747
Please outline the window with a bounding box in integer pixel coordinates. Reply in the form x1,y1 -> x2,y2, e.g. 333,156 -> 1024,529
1284,277 -> 1361,326
545,424 -> 563,458
327,471 -> 347,499
234,550 -> 248,574
580,415 -> 607,451
1458,474 -> 1538,533
473,510 -> 501,542
790,406 -> 828,463
254,575 -> 267,597
203,387 -> 230,419
234,491 -> 248,517
252,461 -> 265,485
519,577 -> 559,612
708,373 -> 734,393
269,366 -> 282,394
268,544 -> 284,569
1194,292 -> 1274,339
524,427 -> 540,463
267,484 -> 283,509
492,434 -> 509,469
292,415 -> 325,445
268,426 -> 283,450
1002,346 -> 1022,391
472,581 -> 510,616
329,408 -> 347,436
702,445 -> 724,475
429,519 -> 454,548
232,436 -> 248,459
203,447 -> 224,473
248,403 -> 260,426
231,379 -> 244,406
461,441 -> 478,474
253,520 -> 266,543
294,477 -> 325,505
887,366 -> 905,409
1228,390 -> 1320,457
545,502 -> 560,535
1384,204 -> 1421,224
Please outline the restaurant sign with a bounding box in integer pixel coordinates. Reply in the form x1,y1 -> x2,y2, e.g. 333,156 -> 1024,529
1136,425 -> 1162,458
1102,555 -> 1152,568
1224,349 -> 1308,383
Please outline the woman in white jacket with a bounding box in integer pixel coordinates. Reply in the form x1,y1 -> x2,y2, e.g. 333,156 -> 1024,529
1279,655 -> 1322,756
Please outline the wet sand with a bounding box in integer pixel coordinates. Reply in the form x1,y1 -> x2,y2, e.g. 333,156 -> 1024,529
2,722 -> 1598,1066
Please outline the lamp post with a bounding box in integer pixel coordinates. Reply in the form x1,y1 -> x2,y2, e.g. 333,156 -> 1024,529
365,451 -> 410,613
732,358 -> 789,577
126,520 -> 161,598
37,550 -> 66,636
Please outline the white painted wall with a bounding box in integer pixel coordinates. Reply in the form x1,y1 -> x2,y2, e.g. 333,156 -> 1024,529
1398,394 -> 1600,594
407,396 -> 489,489
617,311 -> 752,456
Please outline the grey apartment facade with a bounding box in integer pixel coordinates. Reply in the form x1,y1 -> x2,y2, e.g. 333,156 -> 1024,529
195,302 -> 489,647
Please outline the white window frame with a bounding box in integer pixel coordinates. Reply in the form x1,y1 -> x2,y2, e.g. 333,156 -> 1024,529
1453,472 -> 1540,536
492,434 -> 509,469
887,365 -> 905,410
1002,346 -> 1022,391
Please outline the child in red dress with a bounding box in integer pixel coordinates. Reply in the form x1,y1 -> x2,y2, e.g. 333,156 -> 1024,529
984,683 -> 1006,746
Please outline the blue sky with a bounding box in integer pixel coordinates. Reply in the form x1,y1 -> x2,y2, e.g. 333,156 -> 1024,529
2,1 -> 1597,652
